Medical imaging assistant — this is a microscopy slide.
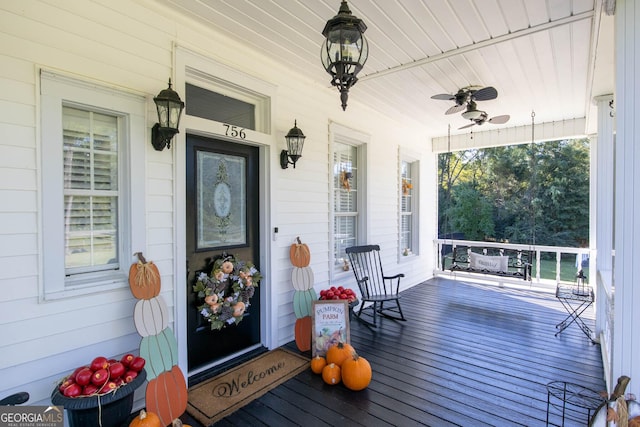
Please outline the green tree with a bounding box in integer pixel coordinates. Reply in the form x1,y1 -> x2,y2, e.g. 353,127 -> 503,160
448,181 -> 494,240
438,138 -> 590,247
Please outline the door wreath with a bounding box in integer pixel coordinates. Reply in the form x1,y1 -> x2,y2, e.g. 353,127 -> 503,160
193,254 -> 261,330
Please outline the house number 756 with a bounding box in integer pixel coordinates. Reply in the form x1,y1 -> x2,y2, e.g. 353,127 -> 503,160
223,124 -> 246,139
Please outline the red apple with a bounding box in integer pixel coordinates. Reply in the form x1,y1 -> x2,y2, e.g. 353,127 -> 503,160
90,356 -> 109,371
99,381 -> 117,394
123,370 -> 138,383
58,378 -> 75,393
129,356 -> 145,372
108,362 -> 125,379
120,353 -> 135,368
91,368 -> 109,386
82,384 -> 98,396
69,366 -> 86,382
63,383 -> 81,398
74,367 -> 93,386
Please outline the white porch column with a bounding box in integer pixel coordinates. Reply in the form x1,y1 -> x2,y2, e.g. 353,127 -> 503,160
613,0 -> 640,398
592,95 -> 614,387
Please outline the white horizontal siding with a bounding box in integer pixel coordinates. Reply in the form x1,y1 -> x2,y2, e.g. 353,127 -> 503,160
0,0 -> 435,413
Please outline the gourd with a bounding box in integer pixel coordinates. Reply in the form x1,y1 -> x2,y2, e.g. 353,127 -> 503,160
129,252 -> 161,300
289,237 -> 311,267
341,351 -> 372,391
172,419 -> 192,427
310,355 -> 327,374
129,409 -> 162,427
322,363 -> 341,385
145,365 -> 188,426
325,342 -> 355,367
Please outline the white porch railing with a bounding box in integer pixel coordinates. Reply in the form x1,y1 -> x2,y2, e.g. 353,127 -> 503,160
434,239 -> 592,292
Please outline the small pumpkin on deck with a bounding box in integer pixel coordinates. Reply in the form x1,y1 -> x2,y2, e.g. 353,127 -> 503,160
325,342 -> 355,367
129,409 -> 162,427
289,237 -> 311,267
310,355 -> 327,374
322,363 -> 341,385
341,351 -> 372,391
129,252 -> 161,300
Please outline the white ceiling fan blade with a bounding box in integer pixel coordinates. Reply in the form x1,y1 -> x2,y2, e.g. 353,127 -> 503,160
459,122 -> 476,130
489,114 -> 510,124
446,104 -> 466,114
431,93 -> 455,100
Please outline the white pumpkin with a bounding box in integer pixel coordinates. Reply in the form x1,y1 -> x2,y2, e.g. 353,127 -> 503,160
134,296 -> 169,337
291,266 -> 314,291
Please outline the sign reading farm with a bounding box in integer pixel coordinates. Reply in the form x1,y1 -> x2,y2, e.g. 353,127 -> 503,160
311,300 -> 350,358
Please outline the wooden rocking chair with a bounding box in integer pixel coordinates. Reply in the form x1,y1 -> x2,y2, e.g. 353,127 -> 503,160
345,245 -> 406,327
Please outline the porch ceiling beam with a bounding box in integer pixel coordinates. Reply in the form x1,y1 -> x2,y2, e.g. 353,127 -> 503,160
431,117 -> 587,153
359,10 -> 595,83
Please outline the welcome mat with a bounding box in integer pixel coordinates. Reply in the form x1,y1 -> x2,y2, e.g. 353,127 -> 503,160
186,348 -> 309,426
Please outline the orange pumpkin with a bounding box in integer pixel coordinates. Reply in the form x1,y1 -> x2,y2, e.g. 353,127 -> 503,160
294,316 -> 312,351
172,419 -> 192,427
129,252 -> 161,299
129,409 -> 162,427
322,363 -> 341,385
310,355 -> 327,374
341,351 -> 372,391
325,342 -> 355,367
145,365 -> 188,427
289,237 -> 311,267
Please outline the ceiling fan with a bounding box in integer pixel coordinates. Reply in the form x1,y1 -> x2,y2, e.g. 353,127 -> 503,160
458,100 -> 510,129
431,86 -> 498,115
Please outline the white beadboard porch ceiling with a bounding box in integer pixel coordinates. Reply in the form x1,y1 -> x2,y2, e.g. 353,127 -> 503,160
156,0 -> 614,140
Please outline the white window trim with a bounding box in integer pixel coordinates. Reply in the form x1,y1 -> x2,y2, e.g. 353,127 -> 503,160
39,70 -> 146,300
329,122 -> 369,283
399,147 -> 420,262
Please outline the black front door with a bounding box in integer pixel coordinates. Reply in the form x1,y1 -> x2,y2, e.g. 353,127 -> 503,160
186,134 -> 261,372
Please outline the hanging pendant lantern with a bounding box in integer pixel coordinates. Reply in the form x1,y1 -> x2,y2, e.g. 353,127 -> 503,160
321,1 -> 369,111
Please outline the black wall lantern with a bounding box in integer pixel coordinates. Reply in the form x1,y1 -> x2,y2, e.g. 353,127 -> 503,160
280,120 -> 306,169
321,0 -> 369,111
151,78 -> 185,151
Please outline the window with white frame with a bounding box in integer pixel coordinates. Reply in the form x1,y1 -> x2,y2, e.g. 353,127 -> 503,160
63,107 -> 120,275
400,157 -> 419,257
333,142 -> 359,273
40,71 -> 146,299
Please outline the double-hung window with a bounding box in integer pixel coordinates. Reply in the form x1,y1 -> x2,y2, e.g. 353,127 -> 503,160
63,107 -> 120,275
399,155 -> 419,258
40,71 -> 145,299
333,141 -> 359,273
331,123 -> 369,278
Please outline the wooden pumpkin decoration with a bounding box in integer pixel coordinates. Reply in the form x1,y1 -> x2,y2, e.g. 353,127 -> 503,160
322,363 -> 341,385
341,351 -> 372,391
140,327 -> 179,380
291,266 -> 314,291
129,252 -> 161,300
129,409 -> 162,427
289,237 -> 311,267
310,355 -> 327,374
326,342 -> 355,367
293,288 -> 317,318
294,316 -> 312,352
146,365 -> 188,427
134,296 -> 169,337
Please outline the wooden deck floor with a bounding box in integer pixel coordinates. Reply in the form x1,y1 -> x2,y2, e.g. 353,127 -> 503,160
183,277 -> 605,427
